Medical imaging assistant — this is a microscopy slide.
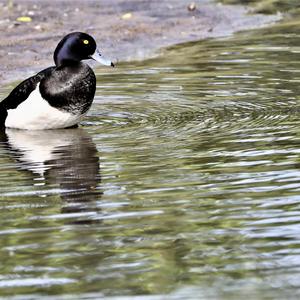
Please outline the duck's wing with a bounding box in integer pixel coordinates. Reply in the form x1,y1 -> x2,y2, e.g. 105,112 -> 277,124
1,67 -> 55,110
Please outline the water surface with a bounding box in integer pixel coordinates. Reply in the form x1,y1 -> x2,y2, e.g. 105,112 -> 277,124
1,16 -> 300,299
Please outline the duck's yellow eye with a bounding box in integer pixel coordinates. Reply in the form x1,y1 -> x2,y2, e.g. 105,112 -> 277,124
83,39 -> 89,45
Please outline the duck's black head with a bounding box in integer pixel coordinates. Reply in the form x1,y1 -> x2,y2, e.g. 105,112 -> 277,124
54,32 -> 114,68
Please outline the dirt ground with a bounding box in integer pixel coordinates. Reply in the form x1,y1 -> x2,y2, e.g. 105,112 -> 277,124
0,0 -> 280,85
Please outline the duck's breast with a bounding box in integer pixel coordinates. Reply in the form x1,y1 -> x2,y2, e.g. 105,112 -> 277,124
40,63 -> 96,115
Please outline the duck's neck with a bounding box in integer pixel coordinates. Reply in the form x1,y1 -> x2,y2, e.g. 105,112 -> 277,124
54,45 -> 82,68
56,59 -> 83,70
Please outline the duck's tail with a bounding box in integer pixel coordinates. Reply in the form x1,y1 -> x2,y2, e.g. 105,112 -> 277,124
0,102 -> 7,128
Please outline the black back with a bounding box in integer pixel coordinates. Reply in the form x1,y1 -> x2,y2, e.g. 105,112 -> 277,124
0,67 -> 53,126
1,67 -> 54,110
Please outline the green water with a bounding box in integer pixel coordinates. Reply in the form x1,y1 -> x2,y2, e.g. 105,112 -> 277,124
2,15 -> 300,300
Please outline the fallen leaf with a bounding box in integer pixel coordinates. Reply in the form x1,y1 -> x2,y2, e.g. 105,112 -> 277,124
16,16 -> 32,22
121,12 -> 132,20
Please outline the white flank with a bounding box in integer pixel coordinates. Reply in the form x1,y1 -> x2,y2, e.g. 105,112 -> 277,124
5,83 -> 85,130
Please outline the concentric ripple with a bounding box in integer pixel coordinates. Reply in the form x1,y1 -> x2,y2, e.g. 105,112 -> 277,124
1,18 -> 300,299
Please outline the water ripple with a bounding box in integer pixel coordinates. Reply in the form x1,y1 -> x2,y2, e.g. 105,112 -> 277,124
1,18 -> 300,299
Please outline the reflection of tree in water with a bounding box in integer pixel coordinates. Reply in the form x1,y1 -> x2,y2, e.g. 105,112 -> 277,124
1,128 -> 102,223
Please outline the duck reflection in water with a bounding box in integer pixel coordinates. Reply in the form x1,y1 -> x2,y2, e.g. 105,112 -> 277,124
0,128 -> 102,223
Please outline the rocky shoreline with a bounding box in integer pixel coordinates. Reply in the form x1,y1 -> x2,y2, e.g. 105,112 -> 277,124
0,0 -> 280,85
